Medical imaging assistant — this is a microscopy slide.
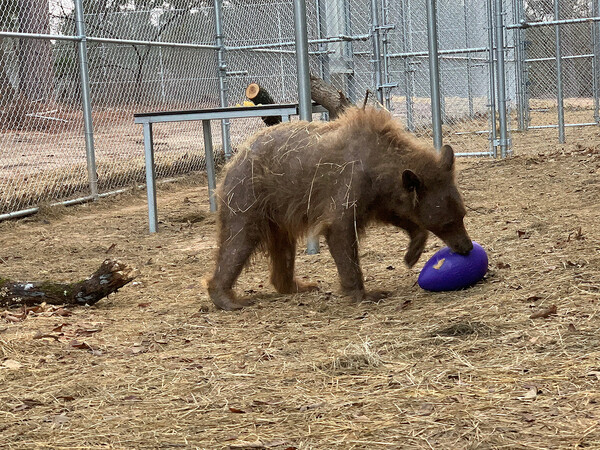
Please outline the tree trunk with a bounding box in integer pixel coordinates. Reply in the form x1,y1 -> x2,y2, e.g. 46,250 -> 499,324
0,47 -> 16,103
309,74 -> 354,119
0,259 -> 138,308
17,0 -> 53,101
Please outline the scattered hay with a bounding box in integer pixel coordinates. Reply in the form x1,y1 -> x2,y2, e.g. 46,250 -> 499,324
0,121 -> 600,448
430,320 -> 493,337
319,338 -> 383,374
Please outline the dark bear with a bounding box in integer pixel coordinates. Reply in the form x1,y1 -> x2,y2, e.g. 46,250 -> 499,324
207,107 -> 473,310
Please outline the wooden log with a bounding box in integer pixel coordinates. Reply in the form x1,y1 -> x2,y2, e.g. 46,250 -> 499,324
0,259 -> 138,308
309,74 -> 354,119
245,76 -> 354,126
245,83 -> 282,126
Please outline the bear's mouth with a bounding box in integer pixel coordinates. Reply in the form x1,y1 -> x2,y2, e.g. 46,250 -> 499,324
450,239 -> 473,255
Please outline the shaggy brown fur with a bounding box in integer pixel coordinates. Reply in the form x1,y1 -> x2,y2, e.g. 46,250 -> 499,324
207,107 -> 473,310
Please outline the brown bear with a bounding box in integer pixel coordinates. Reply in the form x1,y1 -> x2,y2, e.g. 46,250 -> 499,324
207,106 -> 473,310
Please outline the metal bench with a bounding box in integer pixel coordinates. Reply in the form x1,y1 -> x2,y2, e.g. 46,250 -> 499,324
134,103 -> 319,233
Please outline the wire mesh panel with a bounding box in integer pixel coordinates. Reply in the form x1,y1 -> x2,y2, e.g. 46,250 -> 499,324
82,5 -> 221,193
0,2 -> 223,216
5,0 -> 597,217
0,1 -> 88,215
518,0 -> 600,129
380,0 -> 500,155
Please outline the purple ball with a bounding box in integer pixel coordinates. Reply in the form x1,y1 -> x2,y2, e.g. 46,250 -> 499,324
418,241 -> 488,292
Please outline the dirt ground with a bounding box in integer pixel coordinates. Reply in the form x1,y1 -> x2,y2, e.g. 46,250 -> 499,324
0,120 -> 599,449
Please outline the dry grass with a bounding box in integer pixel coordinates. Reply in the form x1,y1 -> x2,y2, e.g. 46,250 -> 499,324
0,120 -> 599,449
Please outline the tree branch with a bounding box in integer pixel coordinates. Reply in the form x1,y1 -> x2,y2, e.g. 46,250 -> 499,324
0,259 -> 138,308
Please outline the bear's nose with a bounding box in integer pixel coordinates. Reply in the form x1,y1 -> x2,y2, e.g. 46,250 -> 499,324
456,240 -> 473,255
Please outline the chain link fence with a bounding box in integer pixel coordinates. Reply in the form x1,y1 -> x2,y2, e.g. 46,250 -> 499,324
0,0 -> 599,218
512,0 -> 600,133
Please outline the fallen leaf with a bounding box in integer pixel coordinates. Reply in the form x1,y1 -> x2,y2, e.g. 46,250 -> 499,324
51,413 -> 70,425
530,305 -> 557,319
75,328 -> 101,337
138,302 -> 152,308
129,345 -> 146,354
51,308 -> 72,317
496,261 -> 511,269
228,407 -> 245,413
416,403 -> 435,415
123,395 -> 142,401
351,413 -> 370,422
2,359 -> 22,370
299,402 -> 324,412
2,312 -> 26,322
397,299 -> 412,310
264,441 -> 292,448
33,331 -> 60,341
70,340 -> 92,350
12,399 -> 43,412
519,386 -> 538,400
57,396 -> 75,401
52,324 -> 68,333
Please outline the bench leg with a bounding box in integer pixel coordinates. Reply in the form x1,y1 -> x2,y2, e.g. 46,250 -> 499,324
143,122 -> 158,233
202,120 -> 217,212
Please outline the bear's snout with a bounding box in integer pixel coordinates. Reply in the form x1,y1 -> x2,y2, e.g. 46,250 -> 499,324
453,239 -> 474,255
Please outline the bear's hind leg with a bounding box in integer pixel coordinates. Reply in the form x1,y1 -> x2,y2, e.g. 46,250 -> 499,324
268,224 -> 318,294
208,223 -> 259,311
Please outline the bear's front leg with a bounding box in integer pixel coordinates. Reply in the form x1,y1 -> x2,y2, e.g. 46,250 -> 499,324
387,216 -> 429,268
325,223 -> 389,303
404,222 -> 429,267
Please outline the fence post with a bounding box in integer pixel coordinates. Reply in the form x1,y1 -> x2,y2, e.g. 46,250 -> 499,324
214,0 -> 232,159
554,0 -> 565,143
293,0 -> 319,255
594,0 -> 600,123
73,0 -> 98,199
370,0 -> 384,104
486,0 -> 498,157
425,0 -> 443,150
316,0 -> 330,84
464,0 -> 474,118
343,0 -> 357,103
400,0 -> 415,131
381,0 -> 392,110
493,0 -> 510,158
513,0 -> 528,130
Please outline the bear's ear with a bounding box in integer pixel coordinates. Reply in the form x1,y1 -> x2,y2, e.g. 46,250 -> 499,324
402,169 -> 421,192
440,144 -> 455,171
